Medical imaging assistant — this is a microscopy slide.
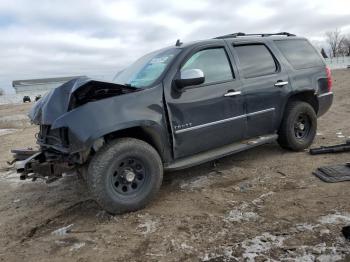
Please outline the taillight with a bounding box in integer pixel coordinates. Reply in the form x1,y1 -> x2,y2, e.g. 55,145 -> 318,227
326,67 -> 332,92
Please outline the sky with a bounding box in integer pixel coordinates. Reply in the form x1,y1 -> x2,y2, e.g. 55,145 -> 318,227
0,0 -> 350,93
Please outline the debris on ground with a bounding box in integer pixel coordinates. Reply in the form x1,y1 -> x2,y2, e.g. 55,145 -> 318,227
313,163 -> 350,182
310,139 -> 350,155
69,242 -> 85,252
51,224 -> 74,236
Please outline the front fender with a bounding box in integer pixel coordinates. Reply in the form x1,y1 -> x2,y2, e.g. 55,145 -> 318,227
51,85 -> 168,153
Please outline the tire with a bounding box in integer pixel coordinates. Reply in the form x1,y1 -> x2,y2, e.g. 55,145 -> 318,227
278,101 -> 317,151
87,138 -> 163,214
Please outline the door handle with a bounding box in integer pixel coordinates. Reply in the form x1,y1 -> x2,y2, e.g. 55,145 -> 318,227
274,81 -> 289,87
224,90 -> 242,97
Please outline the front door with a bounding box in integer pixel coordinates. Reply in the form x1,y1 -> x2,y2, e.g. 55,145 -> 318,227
165,45 -> 245,158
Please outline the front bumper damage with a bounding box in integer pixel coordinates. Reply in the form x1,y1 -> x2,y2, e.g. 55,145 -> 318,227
11,77 -> 162,183
12,148 -> 76,183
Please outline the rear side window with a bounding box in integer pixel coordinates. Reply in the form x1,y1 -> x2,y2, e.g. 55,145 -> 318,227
234,44 -> 277,78
181,48 -> 233,85
274,39 -> 324,69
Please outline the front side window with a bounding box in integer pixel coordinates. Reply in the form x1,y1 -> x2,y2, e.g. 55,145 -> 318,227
234,44 -> 277,78
181,48 -> 233,85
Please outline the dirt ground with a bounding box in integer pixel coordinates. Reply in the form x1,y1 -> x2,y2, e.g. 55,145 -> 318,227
0,70 -> 350,262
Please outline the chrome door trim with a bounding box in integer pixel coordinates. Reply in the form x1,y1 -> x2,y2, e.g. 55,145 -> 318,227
246,108 -> 275,117
175,108 -> 275,134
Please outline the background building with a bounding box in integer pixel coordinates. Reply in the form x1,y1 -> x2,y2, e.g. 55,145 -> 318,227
12,76 -> 84,95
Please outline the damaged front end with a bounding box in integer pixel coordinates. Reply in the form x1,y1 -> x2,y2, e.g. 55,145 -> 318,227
13,77 -> 141,182
13,148 -> 75,183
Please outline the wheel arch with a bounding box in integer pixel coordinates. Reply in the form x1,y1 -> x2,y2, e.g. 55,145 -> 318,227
90,124 -> 172,163
285,91 -> 319,115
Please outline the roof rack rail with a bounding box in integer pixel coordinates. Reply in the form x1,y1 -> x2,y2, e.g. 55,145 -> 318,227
214,32 -> 296,39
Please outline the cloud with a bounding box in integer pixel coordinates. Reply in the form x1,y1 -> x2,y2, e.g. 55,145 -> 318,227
0,0 -> 349,93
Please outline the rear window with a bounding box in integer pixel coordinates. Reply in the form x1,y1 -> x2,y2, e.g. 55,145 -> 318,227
274,39 -> 324,70
234,44 -> 277,78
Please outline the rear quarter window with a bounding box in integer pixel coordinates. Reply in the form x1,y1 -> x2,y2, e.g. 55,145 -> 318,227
274,39 -> 324,70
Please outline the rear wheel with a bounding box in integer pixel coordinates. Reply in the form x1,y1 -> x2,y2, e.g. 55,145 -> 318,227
278,101 -> 317,151
87,138 -> 163,214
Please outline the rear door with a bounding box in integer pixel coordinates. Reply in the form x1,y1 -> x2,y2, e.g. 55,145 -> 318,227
230,41 -> 291,138
165,44 -> 245,158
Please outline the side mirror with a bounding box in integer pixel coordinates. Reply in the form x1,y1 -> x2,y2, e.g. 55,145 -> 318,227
175,69 -> 205,89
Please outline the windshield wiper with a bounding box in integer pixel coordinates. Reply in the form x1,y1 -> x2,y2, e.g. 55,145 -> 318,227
123,83 -> 138,88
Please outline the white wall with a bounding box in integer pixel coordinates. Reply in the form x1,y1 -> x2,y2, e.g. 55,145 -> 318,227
325,57 -> 350,69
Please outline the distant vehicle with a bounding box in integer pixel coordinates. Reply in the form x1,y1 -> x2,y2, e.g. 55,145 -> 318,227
22,96 -> 31,103
35,95 -> 42,101
14,32 -> 333,214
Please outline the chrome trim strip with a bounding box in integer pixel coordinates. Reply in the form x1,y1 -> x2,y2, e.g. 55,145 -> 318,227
318,92 -> 333,98
175,108 -> 275,134
175,115 -> 246,134
246,108 -> 275,117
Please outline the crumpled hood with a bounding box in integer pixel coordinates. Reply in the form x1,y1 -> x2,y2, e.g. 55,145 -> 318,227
29,77 -> 139,125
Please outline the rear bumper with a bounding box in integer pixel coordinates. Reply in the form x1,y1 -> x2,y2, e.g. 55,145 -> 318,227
317,92 -> 333,117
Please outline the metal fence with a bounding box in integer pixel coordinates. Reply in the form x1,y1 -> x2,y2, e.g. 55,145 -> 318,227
325,57 -> 350,69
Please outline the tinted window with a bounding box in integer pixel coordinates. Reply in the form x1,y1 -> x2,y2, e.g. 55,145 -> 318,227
182,48 -> 233,84
274,39 -> 324,69
235,44 -> 277,78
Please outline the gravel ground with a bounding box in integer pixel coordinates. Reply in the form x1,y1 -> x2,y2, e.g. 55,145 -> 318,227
0,69 -> 350,262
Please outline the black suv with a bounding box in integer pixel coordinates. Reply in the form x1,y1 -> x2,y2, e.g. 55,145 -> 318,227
15,32 -> 333,214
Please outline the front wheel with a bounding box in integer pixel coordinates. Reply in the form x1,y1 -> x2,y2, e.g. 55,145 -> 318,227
87,138 -> 163,214
278,101 -> 317,151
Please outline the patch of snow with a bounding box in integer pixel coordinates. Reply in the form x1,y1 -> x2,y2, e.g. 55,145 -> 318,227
289,254 -> 315,261
137,215 -> 158,235
225,209 -> 259,222
0,170 -> 34,187
0,114 -> 28,122
69,242 -> 85,251
205,217 -> 347,261
179,176 -> 212,190
295,223 -> 319,232
317,254 -> 342,262
252,191 -> 274,206
0,128 -> 18,136
284,243 -> 345,262
318,212 -> 350,225
241,233 -> 285,261
180,242 -> 194,250
170,239 -> 196,255
96,210 -> 107,219
201,246 -> 237,262
0,114 -> 30,128
51,224 -> 74,236
320,229 -> 330,235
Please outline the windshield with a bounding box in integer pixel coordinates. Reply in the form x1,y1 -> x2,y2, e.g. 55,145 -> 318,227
113,48 -> 181,88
